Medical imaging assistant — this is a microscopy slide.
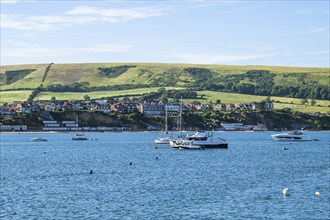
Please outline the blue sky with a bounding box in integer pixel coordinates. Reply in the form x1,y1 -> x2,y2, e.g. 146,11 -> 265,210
1,0 -> 329,67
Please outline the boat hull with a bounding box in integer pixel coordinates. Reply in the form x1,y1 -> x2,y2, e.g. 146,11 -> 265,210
154,138 -> 171,144
271,134 -> 313,141
71,137 -> 88,141
197,143 -> 228,149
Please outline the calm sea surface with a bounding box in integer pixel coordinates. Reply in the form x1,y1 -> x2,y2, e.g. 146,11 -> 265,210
0,131 -> 329,219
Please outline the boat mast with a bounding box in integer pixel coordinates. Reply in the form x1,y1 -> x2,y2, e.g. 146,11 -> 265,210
165,106 -> 168,137
179,97 -> 182,134
76,114 -> 79,133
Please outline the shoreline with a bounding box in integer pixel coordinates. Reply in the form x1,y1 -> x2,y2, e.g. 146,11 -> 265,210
1,130 -> 329,134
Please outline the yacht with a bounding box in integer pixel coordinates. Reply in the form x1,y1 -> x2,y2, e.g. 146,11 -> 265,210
271,130 -> 314,141
155,136 -> 173,144
154,107 -> 173,144
172,131 -> 228,149
71,115 -> 88,141
71,134 -> 88,141
31,137 -> 48,142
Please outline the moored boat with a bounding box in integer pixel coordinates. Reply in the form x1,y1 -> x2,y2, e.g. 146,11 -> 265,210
71,134 -> 88,141
271,130 -> 315,141
172,131 -> 228,149
31,137 -> 48,142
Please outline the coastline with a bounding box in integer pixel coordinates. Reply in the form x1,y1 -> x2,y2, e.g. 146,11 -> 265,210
1,130 -> 329,134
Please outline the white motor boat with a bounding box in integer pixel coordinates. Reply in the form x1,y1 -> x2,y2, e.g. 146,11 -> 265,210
31,137 -> 48,142
271,130 -> 315,141
71,134 -> 88,141
155,136 -> 174,144
172,131 -> 228,149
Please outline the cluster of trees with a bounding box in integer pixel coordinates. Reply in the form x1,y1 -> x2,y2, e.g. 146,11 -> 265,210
27,86 -> 44,102
41,63 -> 53,82
47,82 -> 90,92
139,88 -> 197,103
180,69 -> 329,100
98,65 -> 136,78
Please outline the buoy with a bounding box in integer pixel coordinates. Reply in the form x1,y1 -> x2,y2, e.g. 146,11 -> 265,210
129,162 -> 132,165
315,191 -> 320,196
282,147 -> 289,150
89,170 -> 93,174
283,188 -> 290,196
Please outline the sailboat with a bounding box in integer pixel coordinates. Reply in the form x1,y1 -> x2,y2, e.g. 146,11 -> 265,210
71,115 -> 88,141
170,97 -> 186,148
154,106 -> 173,144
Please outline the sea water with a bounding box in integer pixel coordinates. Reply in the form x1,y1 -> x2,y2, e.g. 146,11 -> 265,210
0,131 -> 329,219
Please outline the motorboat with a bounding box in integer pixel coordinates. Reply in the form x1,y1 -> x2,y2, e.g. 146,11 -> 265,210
179,145 -> 204,150
155,136 -> 174,144
271,130 -> 315,141
31,137 -> 48,142
71,115 -> 88,140
172,131 -> 228,149
71,134 -> 88,141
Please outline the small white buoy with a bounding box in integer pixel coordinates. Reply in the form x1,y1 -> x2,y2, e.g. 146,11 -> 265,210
315,191 -> 320,196
283,188 -> 290,196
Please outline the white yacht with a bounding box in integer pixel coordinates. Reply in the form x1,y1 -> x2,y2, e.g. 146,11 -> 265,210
71,134 -> 88,141
172,131 -> 228,149
71,115 -> 88,141
271,130 -> 314,141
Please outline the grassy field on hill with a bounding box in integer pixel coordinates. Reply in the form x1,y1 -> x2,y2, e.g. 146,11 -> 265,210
1,63 -> 329,90
35,87 -> 181,101
0,90 -> 33,103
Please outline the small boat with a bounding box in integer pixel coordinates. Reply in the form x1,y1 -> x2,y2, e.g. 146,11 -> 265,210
154,107 -> 173,144
155,137 -> 174,144
179,141 -> 204,150
172,131 -> 228,149
71,115 -> 88,140
31,137 -> 48,142
71,134 -> 88,141
271,130 -> 314,141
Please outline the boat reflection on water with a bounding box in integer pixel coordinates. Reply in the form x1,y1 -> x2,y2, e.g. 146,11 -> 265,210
31,137 -> 48,142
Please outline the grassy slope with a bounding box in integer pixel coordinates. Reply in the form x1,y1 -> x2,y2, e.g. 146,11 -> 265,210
0,90 -> 33,103
35,87 -> 182,100
1,63 -> 329,89
0,63 -> 329,112
0,64 -> 49,89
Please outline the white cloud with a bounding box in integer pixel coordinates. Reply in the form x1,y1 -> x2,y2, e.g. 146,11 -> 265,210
177,52 -> 275,64
0,0 -> 17,3
0,6 -> 168,31
297,7 -> 328,15
310,50 -> 329,55
287,27 -> 327,36
1,43 -> 130,58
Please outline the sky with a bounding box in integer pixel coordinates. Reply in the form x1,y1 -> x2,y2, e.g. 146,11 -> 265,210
1,0 -> 329,67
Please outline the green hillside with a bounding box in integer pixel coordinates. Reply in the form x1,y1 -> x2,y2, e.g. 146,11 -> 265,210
1,62 -> 329,88
1,63 -> 329,110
